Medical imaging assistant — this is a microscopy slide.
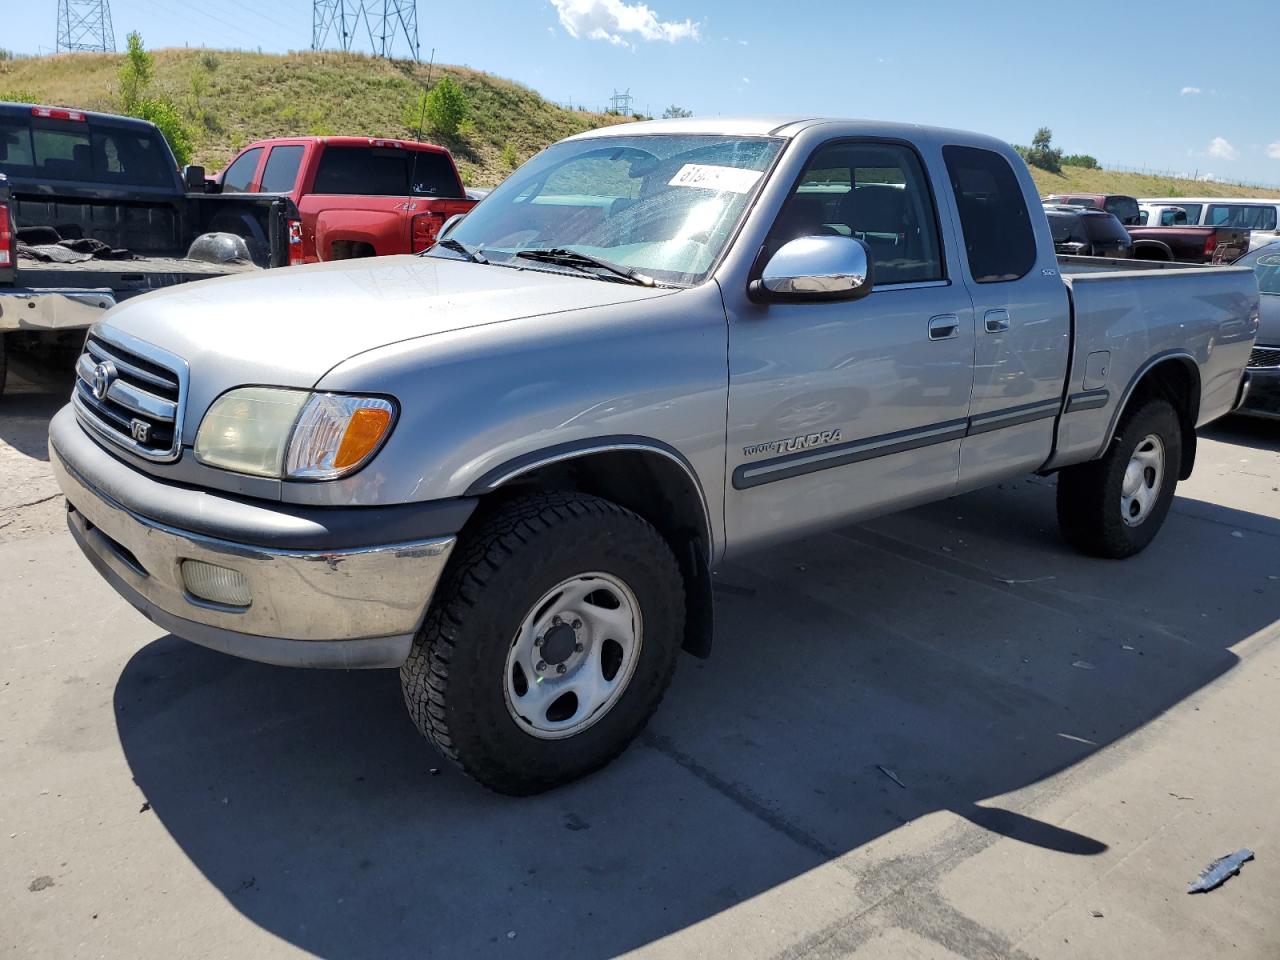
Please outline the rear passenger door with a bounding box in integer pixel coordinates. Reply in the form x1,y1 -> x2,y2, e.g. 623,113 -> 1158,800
942,145 -> 1071,490
724,139 -> 976,552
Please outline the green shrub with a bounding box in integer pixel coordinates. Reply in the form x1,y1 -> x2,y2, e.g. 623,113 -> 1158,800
1023,127 -> 1063,174
423,77 -> 469,139
1062,153 -> 1099,169
118,32 -> 154,113
501,141 -> 517,168
134,97 -> 194,166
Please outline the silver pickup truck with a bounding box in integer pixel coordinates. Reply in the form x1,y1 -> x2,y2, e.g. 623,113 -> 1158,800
48,117 -> 1259,794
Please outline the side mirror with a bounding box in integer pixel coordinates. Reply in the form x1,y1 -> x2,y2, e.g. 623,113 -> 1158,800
749,235 -> 874,303
438,213 -> 466,240
182,165 -> 207,193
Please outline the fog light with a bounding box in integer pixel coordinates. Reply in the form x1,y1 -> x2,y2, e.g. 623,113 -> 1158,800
182,560 -> 251,607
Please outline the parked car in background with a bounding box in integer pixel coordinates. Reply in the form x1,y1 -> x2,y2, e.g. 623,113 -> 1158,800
1043,193 -> 1141,225
1043,205 -> 1132,257
1137,203 -> 1192,226
211,137 -> 476,262
1233,240 -> 1280,418
1127,222 -> 1247,264
50,117 -> 1258,794
1138,197 -> 1280,252
0,102 -> 300,398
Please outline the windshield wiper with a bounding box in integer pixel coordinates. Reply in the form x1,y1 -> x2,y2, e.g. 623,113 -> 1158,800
514,247 -> 655,286
435,237 -> 488,264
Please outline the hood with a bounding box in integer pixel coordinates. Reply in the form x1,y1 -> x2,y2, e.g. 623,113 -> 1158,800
96,254 -> 675,431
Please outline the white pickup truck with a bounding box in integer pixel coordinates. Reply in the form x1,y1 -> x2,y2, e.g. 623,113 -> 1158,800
50,117 -> 1259,794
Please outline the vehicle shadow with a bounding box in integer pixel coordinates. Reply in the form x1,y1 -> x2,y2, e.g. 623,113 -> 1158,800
112,480 -> 1279,959
0,348 -> 75,462
1202,414 -> 1279,454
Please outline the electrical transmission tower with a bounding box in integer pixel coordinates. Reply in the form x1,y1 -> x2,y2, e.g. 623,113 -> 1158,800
313,1 -> 420,60
609,89 -> 634,115
57,0 -> 116,53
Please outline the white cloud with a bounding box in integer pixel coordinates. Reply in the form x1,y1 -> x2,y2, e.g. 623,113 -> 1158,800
550,0 -> 699,46
1180,86 -> 1201,96
1208,137 -> 1238,161
1197,172 -> 1217,182
1267,142 -> 1280,160
741,76 -> 750,84
738,39 -> 748,45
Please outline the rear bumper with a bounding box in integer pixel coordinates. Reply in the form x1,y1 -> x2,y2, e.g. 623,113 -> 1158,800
50,411 -> 469,669
0,288 -> 115,332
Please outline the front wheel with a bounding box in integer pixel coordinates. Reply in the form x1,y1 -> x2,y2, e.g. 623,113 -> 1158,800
400,491 -> 685,795
1056,396 -> 1182,558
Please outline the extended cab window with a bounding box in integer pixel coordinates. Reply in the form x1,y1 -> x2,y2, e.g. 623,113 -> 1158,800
768,141 -> 943,284
260,145 -> 304,192
944,145 -> 1035,283
1206,204 -> 1277,230
312,147 -> 463,198
222,147 -> 263,192
0,119 -> 171,186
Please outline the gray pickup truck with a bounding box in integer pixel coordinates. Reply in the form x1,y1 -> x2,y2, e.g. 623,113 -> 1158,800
48,117 -> 1259,794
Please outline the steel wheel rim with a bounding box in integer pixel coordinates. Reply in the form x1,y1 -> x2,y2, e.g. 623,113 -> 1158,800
1120,433 -> 1164,527
503,572 -> 643,740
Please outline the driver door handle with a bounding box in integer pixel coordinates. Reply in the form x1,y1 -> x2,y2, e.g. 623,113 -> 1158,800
928,314 -> 959,341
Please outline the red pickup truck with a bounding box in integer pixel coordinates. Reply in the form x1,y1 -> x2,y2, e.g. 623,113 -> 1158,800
211,137 -> 476,263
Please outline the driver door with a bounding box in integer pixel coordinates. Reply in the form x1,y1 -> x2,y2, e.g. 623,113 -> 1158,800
724,139 -> 975,553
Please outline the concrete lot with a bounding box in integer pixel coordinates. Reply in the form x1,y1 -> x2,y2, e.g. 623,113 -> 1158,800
2,353 -> 1278,960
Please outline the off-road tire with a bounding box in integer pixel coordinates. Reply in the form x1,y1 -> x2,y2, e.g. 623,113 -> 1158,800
1057,396 -> 1182,558
400,491 -> 685,795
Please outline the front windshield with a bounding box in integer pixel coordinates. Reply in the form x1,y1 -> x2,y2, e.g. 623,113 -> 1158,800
1238,244 -> 1280,295
434,133 -> 784,286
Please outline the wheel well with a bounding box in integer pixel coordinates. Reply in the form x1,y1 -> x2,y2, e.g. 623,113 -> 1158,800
481,449 -> 715,658
1131,242 -> 1172,262
329,240 -> 377,261
1124,357 -> 1200,479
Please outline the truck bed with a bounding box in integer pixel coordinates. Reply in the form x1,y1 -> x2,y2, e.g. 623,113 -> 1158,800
16,256 -> 260,293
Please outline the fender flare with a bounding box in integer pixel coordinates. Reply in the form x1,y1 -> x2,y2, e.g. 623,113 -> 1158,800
1098,350 -> 1201,478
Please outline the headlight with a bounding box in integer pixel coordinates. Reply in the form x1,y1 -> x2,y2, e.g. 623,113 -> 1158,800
195,388 -> 396,480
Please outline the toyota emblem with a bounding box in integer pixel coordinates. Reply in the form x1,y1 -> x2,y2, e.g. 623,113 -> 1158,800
91,361 -> 116,401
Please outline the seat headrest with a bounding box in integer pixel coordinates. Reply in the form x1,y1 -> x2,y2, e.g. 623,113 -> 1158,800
839,185 -> 908,234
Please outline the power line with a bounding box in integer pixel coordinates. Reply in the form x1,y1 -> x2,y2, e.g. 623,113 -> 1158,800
57,0 -> 116,52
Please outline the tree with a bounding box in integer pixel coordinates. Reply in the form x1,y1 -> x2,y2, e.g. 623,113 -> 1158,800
1023,126 -> 1063,174
662,104 -> 693,119
114,33 -> 195,167
117,32 -> 154,114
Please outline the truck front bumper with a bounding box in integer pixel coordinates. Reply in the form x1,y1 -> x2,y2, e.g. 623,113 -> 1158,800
1237,350 -> 1280,420
49,408 -> 470,669
0,288 -> 116,332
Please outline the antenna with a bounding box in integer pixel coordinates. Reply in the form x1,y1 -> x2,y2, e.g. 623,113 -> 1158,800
313,0 -> 420,60
609,88 -> 634,116
57,0 -> 116,53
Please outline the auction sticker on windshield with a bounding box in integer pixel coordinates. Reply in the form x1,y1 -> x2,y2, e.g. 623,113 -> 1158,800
668,164 -> 763,194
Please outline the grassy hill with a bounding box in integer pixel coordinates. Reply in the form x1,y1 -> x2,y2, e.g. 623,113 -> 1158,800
1028,164 -> 1280,201
0,48 -> 631,186
3,48 -> 1279,199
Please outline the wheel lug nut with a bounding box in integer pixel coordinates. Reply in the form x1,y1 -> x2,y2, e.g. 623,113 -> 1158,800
556,664 -> 567,674
536,660 -> 547,672
534,637 -> 544,647
574,642 -> 584,653
552,616 -> 562,626
572,619 -> 582,630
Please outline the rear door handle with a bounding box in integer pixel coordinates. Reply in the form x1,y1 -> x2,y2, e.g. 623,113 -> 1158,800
928,314 -> 959,340
984,309 -> 1011,333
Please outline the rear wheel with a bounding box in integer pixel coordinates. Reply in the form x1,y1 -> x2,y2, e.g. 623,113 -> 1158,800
1056,396 -> 1182,558
400,491 -> 685,795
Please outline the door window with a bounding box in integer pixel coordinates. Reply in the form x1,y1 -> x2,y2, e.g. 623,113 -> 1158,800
259,145 -> 304,193
221,147 -> 263,192
767,141 -> 944,284
943,146 -> 1036,283
1206,204 -> 1278,230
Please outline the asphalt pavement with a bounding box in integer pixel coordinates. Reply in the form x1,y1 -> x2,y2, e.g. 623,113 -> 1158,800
2,353 -> 1278,959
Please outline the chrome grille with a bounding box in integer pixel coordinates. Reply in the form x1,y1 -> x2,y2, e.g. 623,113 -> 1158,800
72,331 -> 188,461
1248,346 -> 1280,370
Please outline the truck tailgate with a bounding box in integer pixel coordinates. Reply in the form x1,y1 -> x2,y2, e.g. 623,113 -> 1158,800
1046,261 -> 1258,469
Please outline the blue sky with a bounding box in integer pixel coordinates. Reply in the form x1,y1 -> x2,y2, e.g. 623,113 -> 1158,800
10,0 -> 1280,184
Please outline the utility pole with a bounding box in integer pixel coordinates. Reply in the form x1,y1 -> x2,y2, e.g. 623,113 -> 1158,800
313,0 -> 420,60
609,88 -> 633,116
57,0 -> 116,53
